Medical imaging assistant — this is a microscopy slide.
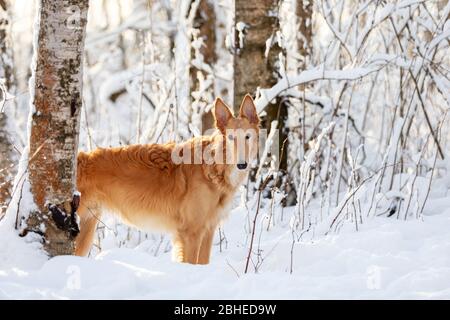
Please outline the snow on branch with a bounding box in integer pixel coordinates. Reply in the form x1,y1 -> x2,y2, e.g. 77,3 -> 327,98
255,63 -> 383,113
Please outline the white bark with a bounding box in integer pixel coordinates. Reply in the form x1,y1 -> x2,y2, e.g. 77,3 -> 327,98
0,0 -> 16,217
24,0 -> 89,257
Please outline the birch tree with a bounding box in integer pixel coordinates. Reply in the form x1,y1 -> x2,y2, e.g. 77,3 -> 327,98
0,0 -> 16,217
234,0 -> 287,171
23,0 -> 89,257
190,0 -> 217,132
285,0 -> 313,204
296,0 -> 312,69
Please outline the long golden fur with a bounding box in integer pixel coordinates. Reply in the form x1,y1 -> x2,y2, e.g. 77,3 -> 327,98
75,95 -> 260,264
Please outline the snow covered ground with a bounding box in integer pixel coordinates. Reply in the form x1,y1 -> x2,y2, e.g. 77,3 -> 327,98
1,187 -> 450,300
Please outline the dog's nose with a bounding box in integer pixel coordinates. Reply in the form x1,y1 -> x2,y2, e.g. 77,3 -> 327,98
237,162 -> 247,170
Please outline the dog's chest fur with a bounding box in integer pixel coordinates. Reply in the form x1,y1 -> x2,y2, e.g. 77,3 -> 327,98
214,167 -> 246,221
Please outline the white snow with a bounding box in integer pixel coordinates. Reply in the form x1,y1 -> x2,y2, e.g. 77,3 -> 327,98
236,21 -> 247,51
1,188 -> 450,299
255,64 -> 381,113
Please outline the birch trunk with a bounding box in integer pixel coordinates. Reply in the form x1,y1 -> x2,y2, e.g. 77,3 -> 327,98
24,0 -> 89,257
296,0 -> 312,69
234,0 -> 281,108
190,0 -> 217,132
285,0 -> 313,205
234,0 -> 287,171
0,0 -> 16,217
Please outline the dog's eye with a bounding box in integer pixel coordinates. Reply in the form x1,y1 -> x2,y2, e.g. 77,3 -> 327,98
245,134 -> 251,140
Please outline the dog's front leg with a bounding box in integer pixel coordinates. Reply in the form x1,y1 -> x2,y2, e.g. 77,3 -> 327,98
172,230 -> 203,264
197,228 -> 215,265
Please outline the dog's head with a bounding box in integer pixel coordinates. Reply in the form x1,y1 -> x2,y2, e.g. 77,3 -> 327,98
213,94 -> 260,170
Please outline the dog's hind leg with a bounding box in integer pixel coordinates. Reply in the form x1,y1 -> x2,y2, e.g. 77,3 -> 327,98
75,203 -> 100,257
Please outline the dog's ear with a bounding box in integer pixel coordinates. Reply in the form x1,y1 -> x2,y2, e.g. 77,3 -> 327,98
239,94 -> 259,125
214,98 -> 233,132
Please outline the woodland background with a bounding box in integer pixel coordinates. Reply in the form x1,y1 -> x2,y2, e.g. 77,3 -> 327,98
0,0 -> 449,298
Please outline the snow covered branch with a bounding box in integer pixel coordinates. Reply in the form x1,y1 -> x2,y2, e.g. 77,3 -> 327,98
255,63 -> 383,113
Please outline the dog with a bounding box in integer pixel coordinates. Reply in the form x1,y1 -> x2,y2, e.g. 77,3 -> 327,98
75,94 -> 260,264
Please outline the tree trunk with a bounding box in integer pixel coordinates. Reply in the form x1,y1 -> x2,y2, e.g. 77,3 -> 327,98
296,0 -> 312,69
0,0 -> 16,218
24,0 -> 89,257
234,0 -> 287,171
190,0 -> 217,133
285,0 -> 313,205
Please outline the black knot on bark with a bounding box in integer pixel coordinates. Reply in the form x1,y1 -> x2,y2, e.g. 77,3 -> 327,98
70,97 -> 78,117
48,193 -> 80,238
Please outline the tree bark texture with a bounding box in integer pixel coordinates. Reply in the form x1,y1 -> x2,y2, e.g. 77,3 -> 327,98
234,0 -> 287,171
25,0 -> 89,257
296,0 -> 312,68
285,0 -> 314,205
0,0 -> 16,217
190,0 -> 217,132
